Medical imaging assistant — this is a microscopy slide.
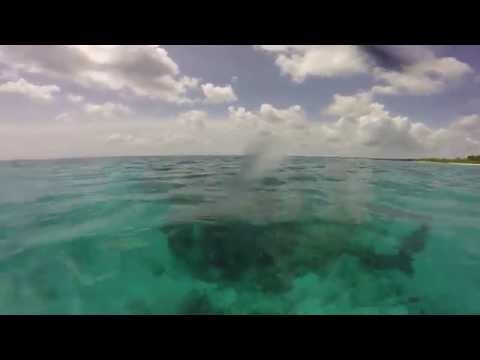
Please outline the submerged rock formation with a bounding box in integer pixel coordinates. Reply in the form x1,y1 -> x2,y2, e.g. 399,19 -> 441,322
162,219 -> 430,295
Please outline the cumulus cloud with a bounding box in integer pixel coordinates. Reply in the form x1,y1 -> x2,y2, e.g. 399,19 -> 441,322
324,92 -> 374,118
321,93 -> 480,157
105,133 -> 150,146
178,110 -> 208,130
212,93 -> 472,158
178,109 -> 207,122
371,57 -> 473,96
2,46 -> 479,161
228,103 -> 307,131
228,98 -> 480,158
0,45 -> 199,104
55,112 -> 74,123
0,78 -> 60,102
201,83 -> 237,104
322,92 -> 435,157
441,114 -> 480,155
255,45 -> 370,82
84,102 -> 132,119
67,94 -> 84,103
319,93 -> 423,156
256,45 -> 473,97
449,114 -> 480,131
1,96 -> 480,160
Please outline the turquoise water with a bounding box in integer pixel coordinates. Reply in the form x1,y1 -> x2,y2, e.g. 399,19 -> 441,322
1,156 -> 480,314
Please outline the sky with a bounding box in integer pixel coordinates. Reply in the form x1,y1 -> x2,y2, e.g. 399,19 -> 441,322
0,45 -> 479,160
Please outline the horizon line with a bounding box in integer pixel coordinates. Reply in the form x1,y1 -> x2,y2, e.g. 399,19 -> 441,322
0,154 -> 421,163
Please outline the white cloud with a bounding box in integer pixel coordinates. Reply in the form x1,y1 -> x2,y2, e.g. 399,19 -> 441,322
228,103 -> 307,131
259,104 -> 306,128
178,109 -> 207,121
450,114 -> 480,131
84,102 -> 132,119
178,110 -> 207,130
324,92 -> 374,118
0,78 -> 60,102
371,57 -> 473,96
0,45 -> 199,104
320,93 -> 424,157
254,45 -> 293,52
321,93 -> 480,157
1,96 -> 480,160
201,83 -> 237,104
255,45 -> 370,82
55,112 -> 74,123
228,106 -> 257,122
256,45 -> 473,97
67,94 -> 84,103
105,133 -> 150,146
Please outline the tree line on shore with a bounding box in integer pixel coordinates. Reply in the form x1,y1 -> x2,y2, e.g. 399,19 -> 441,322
420,155 -> 480,163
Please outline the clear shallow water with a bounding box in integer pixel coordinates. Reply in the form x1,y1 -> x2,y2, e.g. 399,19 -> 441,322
1,156 -> 480,314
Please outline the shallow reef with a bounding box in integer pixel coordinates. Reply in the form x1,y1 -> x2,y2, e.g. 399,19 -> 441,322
2,156 -> 479,314
163,217 -> 431,307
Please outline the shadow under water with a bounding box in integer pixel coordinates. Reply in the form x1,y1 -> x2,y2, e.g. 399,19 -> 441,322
159,145 -> 432,314
163,219 -> 430,301
2,154 -> 479,315
350,224 -> 429,276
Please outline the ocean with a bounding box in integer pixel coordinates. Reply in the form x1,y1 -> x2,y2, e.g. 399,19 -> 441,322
1,155 -> 479,314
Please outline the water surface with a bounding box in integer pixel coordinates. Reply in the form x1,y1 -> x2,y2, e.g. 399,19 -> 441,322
1,156 -> 479,314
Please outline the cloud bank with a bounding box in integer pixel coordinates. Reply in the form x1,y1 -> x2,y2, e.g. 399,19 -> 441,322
257,45 -> 473,97
0,45 -> 230,105
0,78 -> 60,102
0,45 -> 478,160
1,95 -> 479,160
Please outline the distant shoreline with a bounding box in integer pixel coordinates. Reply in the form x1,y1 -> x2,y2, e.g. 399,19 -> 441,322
1,154 -> 480,165
416,160 -> 480,166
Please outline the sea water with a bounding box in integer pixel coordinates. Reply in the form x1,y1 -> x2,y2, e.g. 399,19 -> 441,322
0,156 -> 479,314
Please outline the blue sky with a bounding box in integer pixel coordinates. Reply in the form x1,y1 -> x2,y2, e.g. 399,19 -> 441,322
0,45 -> 479,160
165,45 -> 480,125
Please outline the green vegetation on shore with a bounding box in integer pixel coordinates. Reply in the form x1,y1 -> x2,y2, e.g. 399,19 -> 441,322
418,155 -> 480,164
